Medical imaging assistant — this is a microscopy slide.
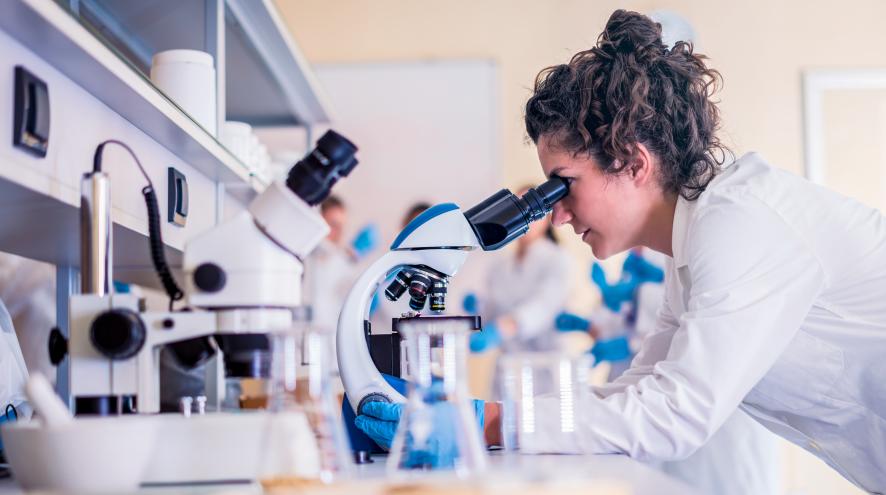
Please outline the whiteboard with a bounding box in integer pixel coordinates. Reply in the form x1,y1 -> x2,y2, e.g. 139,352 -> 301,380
314,59 -> 504,316
314,59 -> 502,244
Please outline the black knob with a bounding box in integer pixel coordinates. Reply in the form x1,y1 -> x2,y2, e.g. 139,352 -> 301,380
193,263 -> 226,293
89,309 -> 146,360
48,327 -> 68,365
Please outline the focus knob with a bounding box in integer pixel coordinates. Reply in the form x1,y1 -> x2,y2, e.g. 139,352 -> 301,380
193,263 -> 226,293
48,327 -> 67,365
90,309 -> 146,360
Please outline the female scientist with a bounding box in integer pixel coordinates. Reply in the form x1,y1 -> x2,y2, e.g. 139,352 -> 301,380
355,10 -> 886,491
518,9 -> 886,492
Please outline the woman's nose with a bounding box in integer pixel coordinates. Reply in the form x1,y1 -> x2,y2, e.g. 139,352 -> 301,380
550,202 -> 572,227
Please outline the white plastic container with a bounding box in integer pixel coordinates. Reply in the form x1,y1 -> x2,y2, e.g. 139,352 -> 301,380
150,49 -> 217,136
0,416 -> 158,493
221,120 -> 254,164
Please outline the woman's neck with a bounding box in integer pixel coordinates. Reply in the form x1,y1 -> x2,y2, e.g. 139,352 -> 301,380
640,193 -> 678,256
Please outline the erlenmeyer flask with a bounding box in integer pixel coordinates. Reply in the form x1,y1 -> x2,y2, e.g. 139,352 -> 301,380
259,324 -> 352,489
387,317 -> 487,477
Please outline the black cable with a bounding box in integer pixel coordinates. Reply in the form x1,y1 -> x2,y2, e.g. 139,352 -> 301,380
92,140 -> 184,308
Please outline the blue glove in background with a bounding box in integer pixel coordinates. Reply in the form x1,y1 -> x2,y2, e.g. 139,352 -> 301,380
351,224 -> 379,258
555,312 -> 591,332
354,399 -> 485,468
590,335 -> 632,363
591,263 -> 637,312
112,280 -> 131,294
462,293 -> 478,314
623,251 -> 664,284
469,323 -> 501,353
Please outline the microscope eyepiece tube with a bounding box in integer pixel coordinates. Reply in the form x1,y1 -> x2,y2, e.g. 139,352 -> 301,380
464,175 -> 569,251
285,130 -> 359,206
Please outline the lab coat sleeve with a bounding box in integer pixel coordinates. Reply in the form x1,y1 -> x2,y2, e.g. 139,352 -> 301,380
561,196 -> 827,461
509,249 -> 572,342
594,262 -> 680,398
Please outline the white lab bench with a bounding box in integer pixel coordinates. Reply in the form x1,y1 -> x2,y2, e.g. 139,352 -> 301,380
0,453 -> 701,495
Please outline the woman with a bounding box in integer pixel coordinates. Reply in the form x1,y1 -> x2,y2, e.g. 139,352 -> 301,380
517,9 -> 886,492
468,185 -> 573,353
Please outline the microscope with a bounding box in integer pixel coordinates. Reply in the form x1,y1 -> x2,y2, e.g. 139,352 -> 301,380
337,176 -> 569,420
49,131 -> 358,483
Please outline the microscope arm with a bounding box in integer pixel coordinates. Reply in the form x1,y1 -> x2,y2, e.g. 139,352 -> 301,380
337,249 -> 470,413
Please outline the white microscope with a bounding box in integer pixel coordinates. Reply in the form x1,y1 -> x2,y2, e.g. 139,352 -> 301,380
336,176 -> 569,419
48,130 -> 358,483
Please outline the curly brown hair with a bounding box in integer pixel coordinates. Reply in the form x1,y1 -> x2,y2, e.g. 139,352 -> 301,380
525,10 -> 728,200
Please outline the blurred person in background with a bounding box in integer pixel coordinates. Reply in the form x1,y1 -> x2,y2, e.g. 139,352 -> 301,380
303,195 -> 378,337
466,185 -> 573,354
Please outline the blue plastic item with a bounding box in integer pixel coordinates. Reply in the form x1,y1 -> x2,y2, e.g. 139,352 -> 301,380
590,263 -> 637,312
555,312 -> 591,332
352,224 -> 379,258
590,335 -> 632,363
469,323 -> 501,353
462,293 -> 478,314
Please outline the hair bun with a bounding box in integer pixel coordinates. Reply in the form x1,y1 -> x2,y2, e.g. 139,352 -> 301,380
596,10 -> 666,62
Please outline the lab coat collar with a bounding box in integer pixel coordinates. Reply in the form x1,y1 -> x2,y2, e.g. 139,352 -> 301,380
671,195 -> 691,268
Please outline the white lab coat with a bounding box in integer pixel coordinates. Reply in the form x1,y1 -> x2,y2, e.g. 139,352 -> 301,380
543,153 -> 886,493
629,251 -> 779,495
0,254 -> 54,383
482,238 -> 572,351
303,239 -> 358,333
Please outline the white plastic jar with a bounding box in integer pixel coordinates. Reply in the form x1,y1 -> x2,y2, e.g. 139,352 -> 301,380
150,49 -> 217,136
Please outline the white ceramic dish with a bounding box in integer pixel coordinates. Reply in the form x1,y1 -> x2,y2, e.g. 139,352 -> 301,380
1,416 -> 158,493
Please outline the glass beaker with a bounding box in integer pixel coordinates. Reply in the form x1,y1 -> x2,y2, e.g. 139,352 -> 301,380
498,352 -> 592,454
259,324 -> 352,489
387,317 -> 487,477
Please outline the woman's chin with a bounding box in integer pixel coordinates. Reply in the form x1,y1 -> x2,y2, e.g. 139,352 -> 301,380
585,236 -> 610,259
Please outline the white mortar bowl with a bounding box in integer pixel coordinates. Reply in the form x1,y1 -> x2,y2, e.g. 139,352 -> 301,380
1,416 -> 158,493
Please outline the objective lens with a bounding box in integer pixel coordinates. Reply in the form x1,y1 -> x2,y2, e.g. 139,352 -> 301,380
385,270 -> 412,301
428,279 -> 448,312
407,273 -> 431,311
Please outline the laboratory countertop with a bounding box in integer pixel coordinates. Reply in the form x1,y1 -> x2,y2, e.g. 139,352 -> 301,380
0,453 -> 701,495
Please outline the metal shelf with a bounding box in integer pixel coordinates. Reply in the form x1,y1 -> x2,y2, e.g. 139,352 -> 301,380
2,0 -> 264,198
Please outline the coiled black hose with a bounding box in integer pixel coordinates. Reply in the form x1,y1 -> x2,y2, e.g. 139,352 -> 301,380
93,140 -> 184,309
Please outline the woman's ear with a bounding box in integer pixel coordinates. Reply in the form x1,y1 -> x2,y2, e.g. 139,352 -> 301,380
628,143 -> 655,186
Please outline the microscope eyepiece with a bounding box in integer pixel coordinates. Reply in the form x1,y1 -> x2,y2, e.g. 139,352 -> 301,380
285,130 -> 358,206
464,175 -> 570,251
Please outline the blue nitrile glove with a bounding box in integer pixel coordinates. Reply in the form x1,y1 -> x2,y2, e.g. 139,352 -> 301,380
622,251 -> 664,284
590,335 -> 632,363
354,399 -> 485,468
590,263 -> 637,312
351,224 -> 379,258
113,280 -> 131,294
469,323 -> 501,353
555,312 -> 591,332
462,293 -> 478,314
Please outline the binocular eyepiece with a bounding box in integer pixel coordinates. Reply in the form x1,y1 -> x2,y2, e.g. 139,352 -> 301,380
286,130 -> 359,206
464,175 -> 569,251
